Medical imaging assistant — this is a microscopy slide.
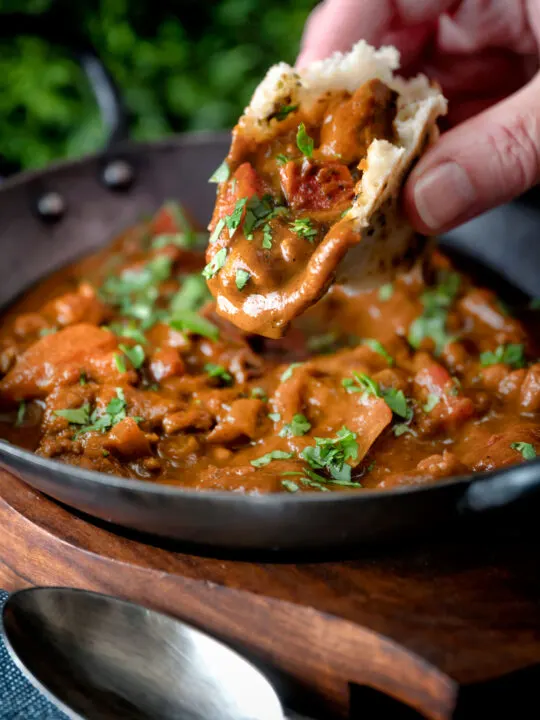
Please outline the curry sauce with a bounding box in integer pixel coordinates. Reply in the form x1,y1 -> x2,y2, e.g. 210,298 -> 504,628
0,202 -> 538,493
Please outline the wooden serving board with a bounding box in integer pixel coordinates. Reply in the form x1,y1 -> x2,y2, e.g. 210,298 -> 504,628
1,469 -> 540,720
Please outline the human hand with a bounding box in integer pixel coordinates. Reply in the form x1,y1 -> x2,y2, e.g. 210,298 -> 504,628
297,1 -> 540,234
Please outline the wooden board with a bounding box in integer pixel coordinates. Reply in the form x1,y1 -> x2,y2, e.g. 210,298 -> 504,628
1,469 -> 540,720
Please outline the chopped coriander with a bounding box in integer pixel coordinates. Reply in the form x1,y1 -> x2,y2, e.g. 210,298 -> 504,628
274,104 -> 298,121
393,423 -> 417,437
148,383 -> 159,391
279,413 -> 311,438
423,393 -> 441,413
301,427 -> 359,484
152,232 -> 206,251
79,371 -> 87,386
119,344 -> 145,370
170,274 -> 212,314
60,388 -> 132,439
225,197 -> 248,237
408,271 -> 461,355
480,343 -> 526,369
262,223 -> 273,249
209,217 -> 226,245
251,450 -> 294,467
236,268 -> 250,291
102,449 -> 110,457
268,412 -> 281,422
307,332 -> 338,354
511,442 -> 537,460
290,217 -> 317,242
15,401 -> 26,427
114,353 -> 127,373
251,387 -> 267,401
280,362 -> 302,382
367,461 -> 376,472
202,247 -> 228,280
107,322 -> 147,345
340,207 -> 351,218
378,283 -> 394,301
100,255 -> 172,332
296,122 -> 314,158
55,404 -> 90,425
342,372 -> 379,397
281,479 -> 300,493
342,372 -> 411,419
276,153 -> 289,166
169,311 -> 219,341
449,376 -> 461,397
209,160 -> 230,183
362,339 -> 394,366
39,327 -> 57,337
382,388 -> 410,419
204,363 -> 232,385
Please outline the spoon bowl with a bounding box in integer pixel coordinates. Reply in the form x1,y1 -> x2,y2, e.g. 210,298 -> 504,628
1,587 -> 289,720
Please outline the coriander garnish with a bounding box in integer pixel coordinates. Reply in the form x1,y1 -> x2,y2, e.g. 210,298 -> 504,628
280,362 -> 302,382
204,363 -> 232,385
423,393 -> 441,413
268,412 -> 281,422
378,283 -> 394,301
114,353 -> 127,373
170,274 -> 212,314
408,271 -> 461,355
342,372 -> 412,421
290,217 -> 317,242
262,224 -> 273,249
362,339 -> 394,366
281,479 -> 300,493
296,122 -> 314,158
511,442 -> 537,460
169,311 -> 219,341
209,159 -> 230,183
276,153 -> 289,166
119,343 -> 145,370
300,427 -> 360,485
235,268 -> 250,291
202,247 -> 228,280
480,344 -> 526,369
273,104 -> 298,121
251,450 -> 294,467
15,401 -> 26,427
279,414 -> 311,438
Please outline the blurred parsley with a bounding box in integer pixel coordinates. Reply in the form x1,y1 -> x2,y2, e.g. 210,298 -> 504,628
0,0 -> 315,171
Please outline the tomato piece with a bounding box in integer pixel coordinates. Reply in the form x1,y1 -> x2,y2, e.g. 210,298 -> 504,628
280,160 -> 354,211
150,202 -> 188,235
415,364 -> 475,425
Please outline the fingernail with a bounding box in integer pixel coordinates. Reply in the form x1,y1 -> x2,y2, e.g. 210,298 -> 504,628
413,162 -> 477,231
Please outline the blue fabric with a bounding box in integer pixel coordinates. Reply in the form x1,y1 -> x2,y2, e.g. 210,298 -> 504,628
0,591 -> 67,719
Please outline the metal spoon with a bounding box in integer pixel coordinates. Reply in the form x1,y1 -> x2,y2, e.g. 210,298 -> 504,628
2,587 -> 311,720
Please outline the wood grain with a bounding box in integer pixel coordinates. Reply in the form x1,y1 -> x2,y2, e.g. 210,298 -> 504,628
1,469 -> 540,719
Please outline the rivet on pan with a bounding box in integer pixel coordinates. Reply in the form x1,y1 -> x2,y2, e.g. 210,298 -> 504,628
102,159 -> 134,191
36,192 -> 66,222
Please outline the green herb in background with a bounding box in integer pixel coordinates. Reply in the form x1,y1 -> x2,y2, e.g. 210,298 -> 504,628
0,0 -> 315,172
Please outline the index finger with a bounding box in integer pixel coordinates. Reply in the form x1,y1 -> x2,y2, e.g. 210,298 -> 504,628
296,0 -> 457,68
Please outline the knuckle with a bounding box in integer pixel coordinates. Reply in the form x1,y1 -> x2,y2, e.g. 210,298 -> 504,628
486,112 -> 540,193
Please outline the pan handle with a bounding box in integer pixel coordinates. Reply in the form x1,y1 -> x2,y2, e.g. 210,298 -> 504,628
0,12 -> 129,155
458,460 -> 540,515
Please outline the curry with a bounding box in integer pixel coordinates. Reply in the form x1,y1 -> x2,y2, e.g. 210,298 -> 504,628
0,201 -> 538,493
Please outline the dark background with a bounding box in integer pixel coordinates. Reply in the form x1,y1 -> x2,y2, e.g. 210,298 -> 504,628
0,0 -> 315,173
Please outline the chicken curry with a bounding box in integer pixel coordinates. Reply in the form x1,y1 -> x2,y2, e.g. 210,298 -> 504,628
0,201 -> 538,493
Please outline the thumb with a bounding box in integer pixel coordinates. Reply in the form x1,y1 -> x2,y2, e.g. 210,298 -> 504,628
404,73 -> 540,234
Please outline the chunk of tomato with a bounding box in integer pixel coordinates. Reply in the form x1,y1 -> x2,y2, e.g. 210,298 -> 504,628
415,364 -> 475,425
279,159 -> 354,211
